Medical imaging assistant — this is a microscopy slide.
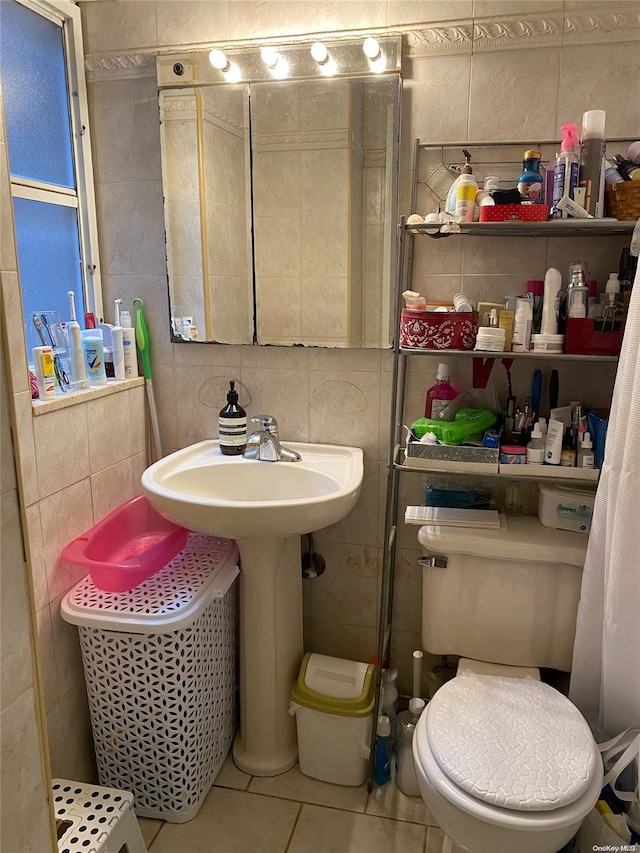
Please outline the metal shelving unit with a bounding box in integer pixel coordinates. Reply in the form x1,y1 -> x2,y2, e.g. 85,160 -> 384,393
365,137 -> 633,791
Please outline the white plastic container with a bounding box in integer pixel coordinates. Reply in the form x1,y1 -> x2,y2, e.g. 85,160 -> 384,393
290,653 -> 375,786
474,327 -> 506,352
538,483 -> 596,533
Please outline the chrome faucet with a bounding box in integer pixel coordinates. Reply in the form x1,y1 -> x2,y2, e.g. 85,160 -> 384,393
243,415 -> 302,462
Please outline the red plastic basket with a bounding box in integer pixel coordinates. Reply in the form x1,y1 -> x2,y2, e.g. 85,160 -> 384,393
61,494 -> 188,592
400,310 -> 478,350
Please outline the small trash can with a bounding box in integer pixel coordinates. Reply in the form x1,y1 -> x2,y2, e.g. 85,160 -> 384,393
290,653 -> 375,786
62,532 -> 239,823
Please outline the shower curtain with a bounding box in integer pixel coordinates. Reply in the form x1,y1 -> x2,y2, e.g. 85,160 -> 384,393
570,226 -> 640,737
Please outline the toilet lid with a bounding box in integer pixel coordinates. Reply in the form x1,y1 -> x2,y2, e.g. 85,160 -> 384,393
425,673 -> 599,812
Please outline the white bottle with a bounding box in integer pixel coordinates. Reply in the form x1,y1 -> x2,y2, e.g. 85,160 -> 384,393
526,423 -> 545,464
121,327 -> 139,378
512,298 -> 533,352
111,326 -> 125,380
578,432 -> 595,468
455,173 -> 478,222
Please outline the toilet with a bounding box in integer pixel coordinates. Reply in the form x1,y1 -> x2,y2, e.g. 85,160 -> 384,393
412,516 -> 603,853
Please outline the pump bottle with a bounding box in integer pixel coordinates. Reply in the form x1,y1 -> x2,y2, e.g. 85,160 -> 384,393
218,379 -> 247,455
552,123 -> 580,218
445,150 -> 473,215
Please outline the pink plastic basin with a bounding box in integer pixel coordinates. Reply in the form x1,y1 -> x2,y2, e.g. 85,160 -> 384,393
61,494 -> 188,592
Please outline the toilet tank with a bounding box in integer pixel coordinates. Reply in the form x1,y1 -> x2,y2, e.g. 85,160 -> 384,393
418,516 -> 588,672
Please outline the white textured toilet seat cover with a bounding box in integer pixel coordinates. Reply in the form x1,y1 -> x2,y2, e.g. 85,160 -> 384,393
427,674 -> 599,811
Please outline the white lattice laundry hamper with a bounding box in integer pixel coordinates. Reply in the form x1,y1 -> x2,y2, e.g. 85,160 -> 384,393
62,534 -> 239,824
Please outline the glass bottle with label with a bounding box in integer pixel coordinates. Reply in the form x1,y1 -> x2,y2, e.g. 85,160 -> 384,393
219,379 -> 247,455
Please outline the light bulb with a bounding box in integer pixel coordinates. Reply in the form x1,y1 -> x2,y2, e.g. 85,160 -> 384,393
225,61 -> 242,83
260,46 -> 280,68
363,37 -> 381,60
311,42 -> 328,64
209,49 -> 230,71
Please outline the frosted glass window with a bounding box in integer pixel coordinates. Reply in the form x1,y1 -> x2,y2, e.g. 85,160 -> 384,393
1,0 -> 75,188
13,197 -> 83,355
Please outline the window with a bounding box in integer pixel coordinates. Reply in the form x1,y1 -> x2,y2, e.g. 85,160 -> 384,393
1,0 -> 102,357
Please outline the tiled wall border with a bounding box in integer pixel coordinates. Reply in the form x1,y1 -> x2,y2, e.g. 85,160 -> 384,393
84,6 -> 640,80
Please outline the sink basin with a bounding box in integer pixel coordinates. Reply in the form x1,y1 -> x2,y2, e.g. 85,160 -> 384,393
141,440 -> 363,540
141,439 -> 364,778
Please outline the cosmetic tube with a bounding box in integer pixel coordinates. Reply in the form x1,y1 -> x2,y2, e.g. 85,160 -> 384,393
556,194 -> 593,219
32,346 -> 56,399
541,268 -> 563,337
111,326 -> 125,380
544,419 -> 564,465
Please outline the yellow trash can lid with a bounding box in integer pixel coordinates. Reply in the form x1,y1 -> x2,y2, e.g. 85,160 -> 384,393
291,653 -> 375,717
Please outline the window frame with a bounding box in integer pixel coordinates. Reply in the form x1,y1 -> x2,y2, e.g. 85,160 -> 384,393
7,0 -> 103,321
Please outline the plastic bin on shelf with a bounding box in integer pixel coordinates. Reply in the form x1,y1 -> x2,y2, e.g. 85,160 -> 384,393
61,532 -> 239,823
61,494 -> 188,592
290,653 -> 375,787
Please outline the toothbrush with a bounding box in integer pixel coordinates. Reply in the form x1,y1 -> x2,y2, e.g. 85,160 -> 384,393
112,299 -> 125,381
68,291 -> 88,390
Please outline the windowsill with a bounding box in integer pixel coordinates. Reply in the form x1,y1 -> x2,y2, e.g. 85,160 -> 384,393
31,377 -> 145,416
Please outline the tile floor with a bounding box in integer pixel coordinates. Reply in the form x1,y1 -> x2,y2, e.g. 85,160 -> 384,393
136,754 -> 465,853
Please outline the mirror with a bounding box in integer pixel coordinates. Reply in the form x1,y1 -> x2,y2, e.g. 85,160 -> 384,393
159,86 -> 254,344
158,41 -> 401,348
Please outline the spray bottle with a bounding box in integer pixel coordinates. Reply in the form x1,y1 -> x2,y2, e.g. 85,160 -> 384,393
67,291 -> 88,390
552,123 -> 580,218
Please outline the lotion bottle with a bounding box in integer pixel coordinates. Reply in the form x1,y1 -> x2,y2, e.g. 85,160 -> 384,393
445,150 -> 473,214
219,379 -> 247,455
455,173 -> 478,222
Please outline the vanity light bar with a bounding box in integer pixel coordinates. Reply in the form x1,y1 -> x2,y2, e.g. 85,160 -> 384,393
158,35 -> 401,87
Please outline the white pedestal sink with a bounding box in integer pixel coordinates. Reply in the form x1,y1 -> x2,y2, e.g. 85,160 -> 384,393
142,440 -> 363,776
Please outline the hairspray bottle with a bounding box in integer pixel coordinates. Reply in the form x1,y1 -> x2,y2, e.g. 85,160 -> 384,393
579,110 -> 606,217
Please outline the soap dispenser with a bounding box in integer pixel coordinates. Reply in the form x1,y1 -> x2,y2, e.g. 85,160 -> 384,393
219,379 -> 247,455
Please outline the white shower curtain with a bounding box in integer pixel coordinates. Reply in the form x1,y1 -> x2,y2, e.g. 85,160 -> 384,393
570,230 -> 640,737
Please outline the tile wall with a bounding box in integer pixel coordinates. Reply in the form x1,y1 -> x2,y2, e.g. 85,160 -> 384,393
1,69 -> 149,792
1,12 -> 638,848
1,94 -> 57,852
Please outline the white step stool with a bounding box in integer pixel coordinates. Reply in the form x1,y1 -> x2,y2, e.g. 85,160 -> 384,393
53,779 -> 148,853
